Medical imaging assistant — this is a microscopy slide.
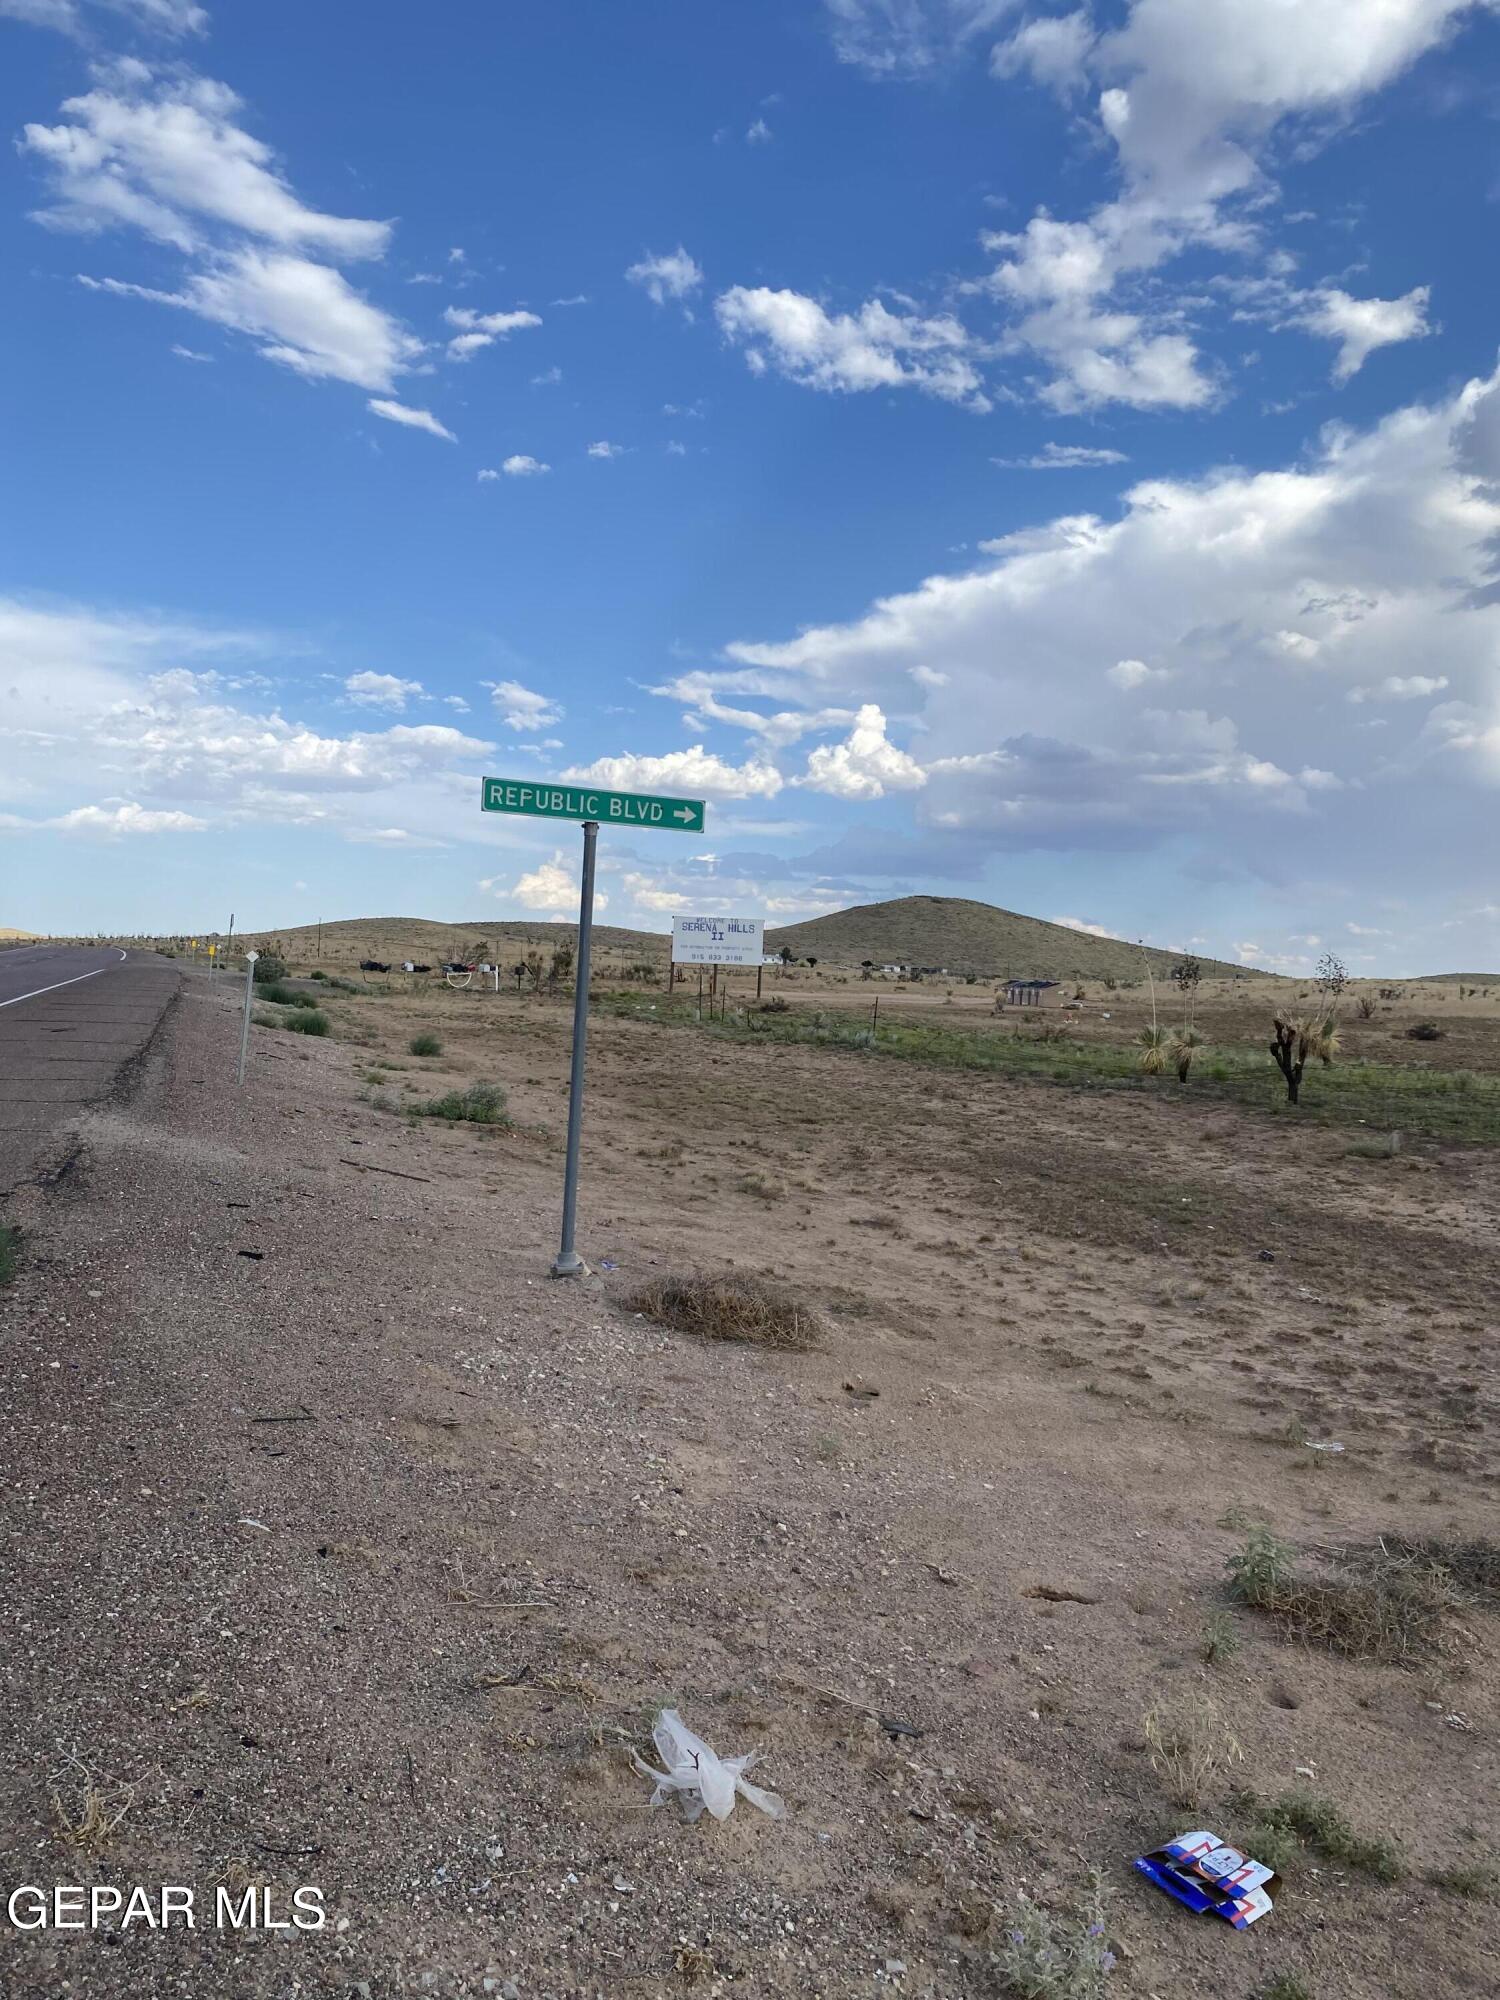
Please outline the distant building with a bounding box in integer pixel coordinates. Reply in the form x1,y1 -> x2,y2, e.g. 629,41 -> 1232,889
1004,977 -> 1063,1007
882,962 -> 908,977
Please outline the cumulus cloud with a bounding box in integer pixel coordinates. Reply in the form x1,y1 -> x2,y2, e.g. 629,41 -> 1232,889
716,286 -> 990,409
800,704 -> 928,799
559,745 -> 785,799
701,365 -> 1500,884
974,0 -> 1485,410
509,856 -> 608,914
1052,914 -> 1124,938
626,246 -> 703,304
443,304 -> 543,360
500,454 -> 550,476
344,670 -> 425,710
489,679 -> 562,731
1300,285 -> 1433,382
2,0 -> 208,36
586,439 -> 626,458
367,398 -> 456,440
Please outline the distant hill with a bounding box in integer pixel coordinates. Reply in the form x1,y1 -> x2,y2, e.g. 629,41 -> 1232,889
225,915 -> 667,968
764,897 -> 1252,981
0,927 -> 42,941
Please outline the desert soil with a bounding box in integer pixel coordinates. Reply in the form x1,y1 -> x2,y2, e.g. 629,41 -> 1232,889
1,970 -> 1496,2000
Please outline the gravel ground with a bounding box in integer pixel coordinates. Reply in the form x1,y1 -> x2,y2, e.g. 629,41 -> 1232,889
1,977 -> 1494,2000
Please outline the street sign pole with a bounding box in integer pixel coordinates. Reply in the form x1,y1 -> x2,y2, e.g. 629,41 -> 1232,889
552,821 -> 598,1278
237,949 -> 259,1086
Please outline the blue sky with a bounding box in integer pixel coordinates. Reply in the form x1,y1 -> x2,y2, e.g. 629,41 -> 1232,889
2,0 -> 1497,972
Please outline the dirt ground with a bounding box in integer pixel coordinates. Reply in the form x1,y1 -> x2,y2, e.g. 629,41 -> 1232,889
2,969 -> 1496,2000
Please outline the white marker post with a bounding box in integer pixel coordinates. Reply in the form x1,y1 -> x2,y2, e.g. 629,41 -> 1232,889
237,949 -> 258,1086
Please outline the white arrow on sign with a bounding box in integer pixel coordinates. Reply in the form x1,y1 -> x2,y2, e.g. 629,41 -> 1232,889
673,807 -> 696,823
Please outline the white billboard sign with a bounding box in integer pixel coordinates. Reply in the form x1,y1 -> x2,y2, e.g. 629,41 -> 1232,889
671,916 -> 765,966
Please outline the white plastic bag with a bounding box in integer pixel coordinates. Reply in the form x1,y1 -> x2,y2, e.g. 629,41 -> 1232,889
632,1708 -> 785,1823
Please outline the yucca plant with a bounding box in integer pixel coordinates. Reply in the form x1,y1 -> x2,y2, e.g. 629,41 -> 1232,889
1170,1025 -> 1207,1082
1137,1024 -> 1170,1075
1269,1012 -> 1339,1103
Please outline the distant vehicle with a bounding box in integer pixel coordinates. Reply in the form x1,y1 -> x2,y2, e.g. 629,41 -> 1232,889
359,959 -> 391,973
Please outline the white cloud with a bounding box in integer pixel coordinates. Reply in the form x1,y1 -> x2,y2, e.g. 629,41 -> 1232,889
85,250 -> 422,391
973,1 -> 1485,410
501,454 -> 550,477
1107,657 -> 1168,689
7,0 -> 210,33
993,442 -> 1129,468
443,304 -> 543,360
824,0 -> 1015,78
800,704 -> 928,799
1052,914 -> 1124,939
344,670 -> 425,710
1347,674 -> 1450,704
665,439 -> 688,456
444,695 -> 470,712
22,71 -> 389,258
1300,285 -> 1432,383
626,245 -> 704,304
367,398 -> 455,441
531,364 -> 563,385
715,286 -> 990,409
489,679 -> 563,732
170,342 -> 212,361
477,468 -> 499,482
990,10 -> 1096,95
746,117 -> 773,143
586,439 -> 626,459
559,745 -> 785,799
706,365 -> 1500,868
510,855 -> 607,915
51,800 -> 207,835
620,870 -> 690,912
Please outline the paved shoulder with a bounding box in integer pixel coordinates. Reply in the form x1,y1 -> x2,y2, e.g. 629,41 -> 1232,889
0,948 -> 181,1190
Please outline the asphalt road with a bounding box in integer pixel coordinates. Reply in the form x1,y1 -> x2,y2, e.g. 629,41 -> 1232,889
0,945 -> 181,1192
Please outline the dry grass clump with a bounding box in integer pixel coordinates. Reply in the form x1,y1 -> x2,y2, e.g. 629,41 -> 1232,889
49,1756 -> 135,1852
626,1273 -> 822,1351
1344,1534 -> 1500,1607
1225,1525 -> 1462,1664
1142,1688 -> 1244,1808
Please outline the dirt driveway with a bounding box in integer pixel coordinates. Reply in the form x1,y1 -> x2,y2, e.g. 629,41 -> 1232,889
1,976 -> 1495,1999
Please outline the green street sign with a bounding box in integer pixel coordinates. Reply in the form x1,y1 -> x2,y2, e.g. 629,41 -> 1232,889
481,776 -> 705,833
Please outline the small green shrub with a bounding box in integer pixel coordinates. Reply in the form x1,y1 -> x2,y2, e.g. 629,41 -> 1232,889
257,982 -> 318,1007
1428,1862 -> 1497,1900
252,953 -> 287,983
283,1009 -> 330,1037
1261,1977 -> 1315,2000
1226,1525 -> 1295,1605
1200,1609 -> 1241,1665
422,1081 -> 509,1124
1231,1787 -> 1404,1884
309,969 -> 327,981
0,1223 -> 20,1287
994,1870 -> 1116,1998
409,1031 -> 443,1057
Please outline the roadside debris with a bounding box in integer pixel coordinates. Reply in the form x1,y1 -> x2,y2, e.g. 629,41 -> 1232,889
1135,1830 -> 1278,1927
632,1708 -> 784,1823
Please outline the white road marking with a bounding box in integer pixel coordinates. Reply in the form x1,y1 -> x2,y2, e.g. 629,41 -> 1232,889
0,950 -> 127,1011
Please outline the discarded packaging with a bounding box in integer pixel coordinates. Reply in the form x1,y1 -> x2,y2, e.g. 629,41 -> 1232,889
1135,1831 -> 1278,1928
632,1708 -> 784,1823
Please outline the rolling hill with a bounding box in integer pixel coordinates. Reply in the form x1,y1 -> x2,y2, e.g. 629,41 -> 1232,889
764,897 -> 1251,981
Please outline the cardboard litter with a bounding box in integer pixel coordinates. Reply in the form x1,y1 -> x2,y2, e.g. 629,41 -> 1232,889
1135,1830 -> 1279,1928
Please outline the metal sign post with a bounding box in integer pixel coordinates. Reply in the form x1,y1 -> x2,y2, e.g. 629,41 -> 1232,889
236,949 -> 259,1085
552,821 -> 597,1278
482,774 -> 705,1279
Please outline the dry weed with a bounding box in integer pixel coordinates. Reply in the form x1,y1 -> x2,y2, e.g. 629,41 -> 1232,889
49,1755 -> 135,1852
1142,1688 -> 1244,1808
626,1273 -> 821,1351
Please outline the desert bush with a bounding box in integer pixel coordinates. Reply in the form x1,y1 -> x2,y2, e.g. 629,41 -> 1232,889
760,996 -> 791,1013
626,1272 -> 821,1351
1356,995 -> 1377,1019
283,1009 -> 330,1037
252,953 -> 287,983
1406,1021 -> 1443,1040
993,1870 -> 1116,1999
309,968 -> 327,981
422,1081 -> 509,1124
1227,1528 -> 1459,1663
1137,1024 -> 1170,1075
1260,1977 -> 1315,2000
1171,1025 -> 1207,1082
1428,1863 -> 1498,1900
1199,1609 -> 1241,1665
1230,1786 -> 1404,1884
409,1031 -> 443,1057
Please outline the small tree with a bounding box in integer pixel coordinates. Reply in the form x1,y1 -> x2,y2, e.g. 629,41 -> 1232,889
1171,955 -> 1203,1026
805,956 -> 818,972
1316,951 -> 1349,1004
550,943 -> 574,985
524,950 -> 545,992
861,959 -> 874,979
779,945 -> 795,967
